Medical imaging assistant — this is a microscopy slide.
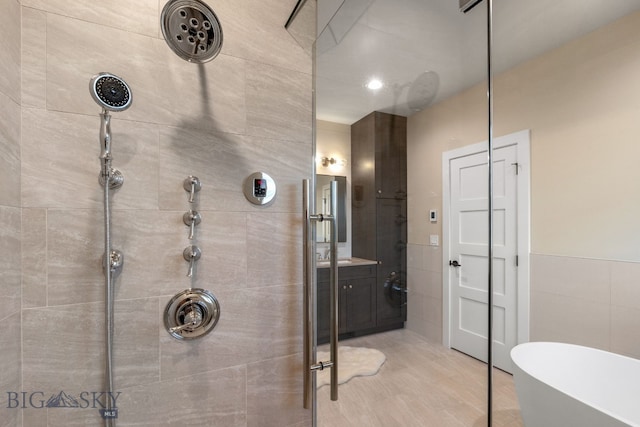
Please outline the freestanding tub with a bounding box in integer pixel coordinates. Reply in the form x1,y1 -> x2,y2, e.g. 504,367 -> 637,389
511,342 -> 640,427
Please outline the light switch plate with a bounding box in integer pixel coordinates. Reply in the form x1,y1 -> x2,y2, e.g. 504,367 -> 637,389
429,234 -> 439,246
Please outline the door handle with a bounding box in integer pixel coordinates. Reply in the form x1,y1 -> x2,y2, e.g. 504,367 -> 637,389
302,179 -> 339,409
449,260 -> 462,267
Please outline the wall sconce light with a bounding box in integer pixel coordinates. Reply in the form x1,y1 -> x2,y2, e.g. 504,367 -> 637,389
321,157 -> 346,167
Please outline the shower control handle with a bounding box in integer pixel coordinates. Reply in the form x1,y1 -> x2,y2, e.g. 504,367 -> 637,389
183,176 -> 202,203
183,210 -> 202,240
168,303 -> 203,333
183,245 -> 202,278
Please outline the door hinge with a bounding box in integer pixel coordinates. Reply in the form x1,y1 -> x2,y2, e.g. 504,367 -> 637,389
515,255 -> 519,267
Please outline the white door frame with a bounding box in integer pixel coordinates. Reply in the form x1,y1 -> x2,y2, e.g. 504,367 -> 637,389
442,129 -> 531,349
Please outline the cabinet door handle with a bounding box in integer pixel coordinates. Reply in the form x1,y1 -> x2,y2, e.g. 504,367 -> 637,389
348,284 -> 353,289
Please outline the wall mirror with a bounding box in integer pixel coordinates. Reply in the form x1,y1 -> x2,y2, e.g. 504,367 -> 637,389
315,174 -> 347,243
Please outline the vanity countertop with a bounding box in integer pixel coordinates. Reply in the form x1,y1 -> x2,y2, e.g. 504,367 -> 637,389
316,257 -> 377,268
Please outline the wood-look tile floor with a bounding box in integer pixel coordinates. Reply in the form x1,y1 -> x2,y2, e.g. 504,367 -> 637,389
318,329 -> 524,427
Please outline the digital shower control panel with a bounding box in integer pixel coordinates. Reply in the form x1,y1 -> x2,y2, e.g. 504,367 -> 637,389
253,178 -> 268,197
243,172 -> 276,205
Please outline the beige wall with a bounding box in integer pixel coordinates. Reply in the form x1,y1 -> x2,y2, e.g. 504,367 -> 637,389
409,10 -> 640,261
407,11 -> 640,346
0,0 -> 22,426
4,1 -> 313,426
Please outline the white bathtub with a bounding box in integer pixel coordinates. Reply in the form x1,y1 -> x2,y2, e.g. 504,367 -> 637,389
511,342 -> 640,427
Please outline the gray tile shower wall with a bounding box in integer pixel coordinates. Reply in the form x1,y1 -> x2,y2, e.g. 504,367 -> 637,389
11,0 -> 313,426
0,0 -> 21,426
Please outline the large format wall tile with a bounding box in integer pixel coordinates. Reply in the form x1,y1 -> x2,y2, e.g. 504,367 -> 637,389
21,7 -> 47,109
22,108 -> 159,210
160,285 -> 302,380
530,290 -> 610,350
0,207 -> 21,321
18,0 -> 313,423
111,210 -> 186,301
45,207 -> 245,305
530,253 -> 611,303
246,212 -> 302,288
246,61 -> 312,143
211,0 -> 312,74
611,305 -> 640,359
22,208 -> 47,308
112,210 -> 246,299
46,209 -> 104,305
424,244 -> 443,273
22,109 -> 101,209
23,298 -> 160,393
529,254 -> 640,355
158,125 -> 254,212
611,260 -> 640,310
23,0 -> 159,37
247,353 -> 309,427
0,0 -> 20,104
0,93 -> 20,207
45,13 -> 246,134
158,126 -> 309,213
406,243 -> 443,342
0,313 -> 21,427
113,366 -> 247,427
407,243 -> 422,270
182,211 -> 247,293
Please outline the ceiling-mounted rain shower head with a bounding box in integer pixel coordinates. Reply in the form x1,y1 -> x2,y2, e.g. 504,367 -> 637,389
161,0 -> 223,63
90,72 -> 132,112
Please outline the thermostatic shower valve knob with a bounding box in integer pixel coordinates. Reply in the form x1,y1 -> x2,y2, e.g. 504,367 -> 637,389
164,288 -> 220,340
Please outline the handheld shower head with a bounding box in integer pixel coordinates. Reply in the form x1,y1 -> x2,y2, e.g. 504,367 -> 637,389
90,73 -> 132,183
90,72 -> 132,112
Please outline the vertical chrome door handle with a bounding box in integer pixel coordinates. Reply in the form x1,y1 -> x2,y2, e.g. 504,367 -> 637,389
302,179 -> 339,409
302,179 -> 313,409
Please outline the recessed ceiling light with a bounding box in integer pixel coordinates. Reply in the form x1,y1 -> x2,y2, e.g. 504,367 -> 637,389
366,79 -> 383,90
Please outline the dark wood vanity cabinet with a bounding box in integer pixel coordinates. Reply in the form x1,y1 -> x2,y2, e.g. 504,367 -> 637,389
351,111 -> 407,202
316,111 -> 407,345
317,265 -> 376,344
351,111 -> 407,331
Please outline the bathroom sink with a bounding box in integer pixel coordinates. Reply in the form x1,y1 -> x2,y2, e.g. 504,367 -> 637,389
317,258 -> 352,267
316,257 -> 378,267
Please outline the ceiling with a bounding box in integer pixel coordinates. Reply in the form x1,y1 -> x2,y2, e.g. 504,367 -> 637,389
313,0 -> 640,124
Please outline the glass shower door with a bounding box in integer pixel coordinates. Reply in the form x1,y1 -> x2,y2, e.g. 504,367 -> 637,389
314,1 -> 498,425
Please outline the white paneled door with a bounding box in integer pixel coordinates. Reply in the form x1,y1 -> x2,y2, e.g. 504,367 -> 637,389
443,131 -> 530,373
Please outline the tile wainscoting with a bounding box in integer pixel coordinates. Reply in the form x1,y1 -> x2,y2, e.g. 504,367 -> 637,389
407,245 -> 640,362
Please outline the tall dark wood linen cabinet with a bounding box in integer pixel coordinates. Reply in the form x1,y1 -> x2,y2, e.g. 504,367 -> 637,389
351,111 -> 408,332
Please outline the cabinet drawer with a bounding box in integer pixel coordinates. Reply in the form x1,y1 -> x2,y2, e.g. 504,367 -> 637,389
317,264 -> 375,282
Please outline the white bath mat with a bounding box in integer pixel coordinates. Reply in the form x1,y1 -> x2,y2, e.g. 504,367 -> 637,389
316,346 -> 386,388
